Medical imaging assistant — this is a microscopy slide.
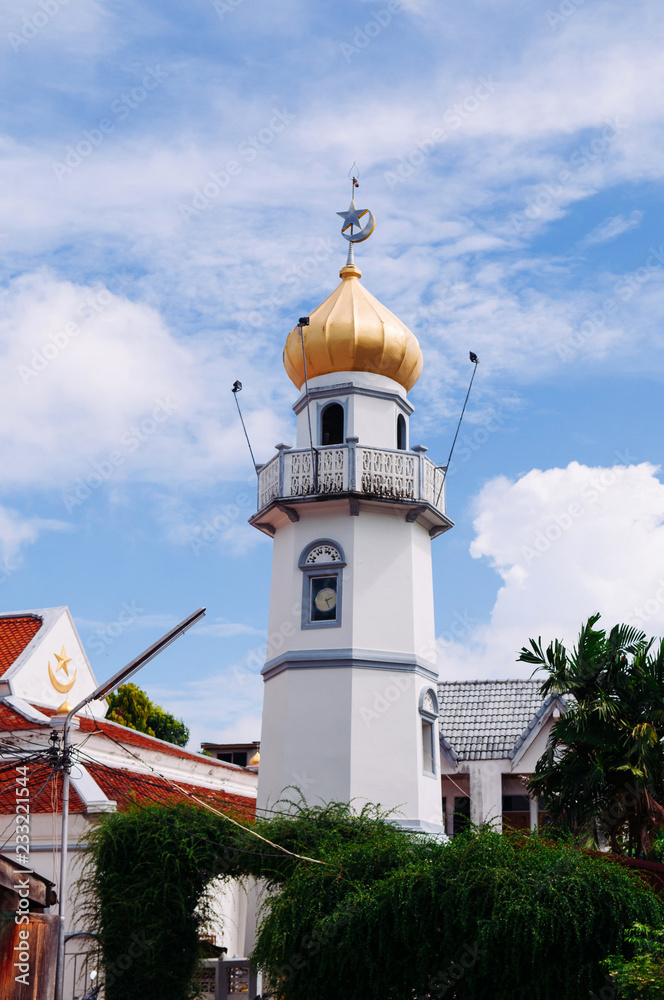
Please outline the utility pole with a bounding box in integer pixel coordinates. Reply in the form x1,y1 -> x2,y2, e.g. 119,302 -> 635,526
53,607 -> 206,1000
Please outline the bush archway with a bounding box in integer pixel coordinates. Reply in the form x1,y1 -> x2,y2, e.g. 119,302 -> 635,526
82,802 -> 664,1000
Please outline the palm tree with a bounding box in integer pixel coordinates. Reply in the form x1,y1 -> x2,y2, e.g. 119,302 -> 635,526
518,614 -> 664,857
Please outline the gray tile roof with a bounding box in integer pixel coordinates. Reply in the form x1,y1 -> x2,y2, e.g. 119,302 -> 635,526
437,679 -> 556,761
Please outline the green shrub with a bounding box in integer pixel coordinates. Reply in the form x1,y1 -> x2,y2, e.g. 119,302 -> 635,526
253,827 -> 663,1000
82,803 -> 664,1000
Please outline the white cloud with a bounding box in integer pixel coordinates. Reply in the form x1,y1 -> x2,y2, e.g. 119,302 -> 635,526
580,211 -> 643,248
439,461 -> 664,681
76,612 -> 178,632
0,0 -> 661,421
194,621 -> 263,639
0,0 -> 663,562
0,0 -> 109,55
0,505 -> 69,566
195,710 -> 263,749
157,492 -> 265,557
0,270 -> 289,496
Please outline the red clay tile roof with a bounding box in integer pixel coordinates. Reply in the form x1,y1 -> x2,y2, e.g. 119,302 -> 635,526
85,762 -> 256,818
0,761 -> 85,814
0,742 -> 254,818
13,706 -> 251,777
76,715 -> 248,773
1,703 -> 257,820
0,702 -> 44,731
0,616 -> 42,677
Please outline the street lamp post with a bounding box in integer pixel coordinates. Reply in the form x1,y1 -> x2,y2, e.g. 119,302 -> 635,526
53,607 -> 206,1000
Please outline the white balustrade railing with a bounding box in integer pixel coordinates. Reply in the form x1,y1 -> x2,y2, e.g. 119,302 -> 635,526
421,454 -> 446,509
288,446 -> 346,496
357,446 -> 416,500
257,453 -> 280,509
256,445 -> 446,514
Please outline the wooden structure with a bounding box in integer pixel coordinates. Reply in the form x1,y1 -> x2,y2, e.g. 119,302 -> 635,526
0,854 -> 59,1000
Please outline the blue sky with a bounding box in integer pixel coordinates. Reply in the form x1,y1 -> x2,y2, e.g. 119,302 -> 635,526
1,0 -> 664,749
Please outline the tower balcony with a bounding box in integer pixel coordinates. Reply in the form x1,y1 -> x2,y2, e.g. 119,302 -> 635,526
252,440 -> 452,537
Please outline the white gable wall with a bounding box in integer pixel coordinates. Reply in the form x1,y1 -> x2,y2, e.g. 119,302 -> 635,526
511,713 -> 557,773
4,607 -> 107,716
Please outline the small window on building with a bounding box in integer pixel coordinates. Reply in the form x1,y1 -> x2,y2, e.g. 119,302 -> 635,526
216,751 -> 248,766
453,796 -> 471,834
299,540 -> 346,629
397,413 -> 407,450
422,719 -> 435,773
502,794 -> 531,831
502,795 -> 530,812
321,403 -> 344,445
419,687 -> 439,775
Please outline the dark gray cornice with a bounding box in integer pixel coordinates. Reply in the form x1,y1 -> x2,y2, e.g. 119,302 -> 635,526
262,647 -> 438,682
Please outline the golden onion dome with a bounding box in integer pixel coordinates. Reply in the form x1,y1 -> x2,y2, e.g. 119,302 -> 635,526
283,263 -> 423,393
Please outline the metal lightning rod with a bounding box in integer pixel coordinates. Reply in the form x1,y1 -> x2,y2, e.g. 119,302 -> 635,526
435,352 -> 479,507
232,381 -> 259,471
298,317 -> 318,493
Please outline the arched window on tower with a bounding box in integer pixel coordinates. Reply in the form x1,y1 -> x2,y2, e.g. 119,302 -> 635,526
397,413 -> 407,450
321,403 -> 344,446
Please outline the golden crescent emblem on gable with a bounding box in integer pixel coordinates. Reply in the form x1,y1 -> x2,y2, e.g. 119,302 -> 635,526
48,661 -> 77,694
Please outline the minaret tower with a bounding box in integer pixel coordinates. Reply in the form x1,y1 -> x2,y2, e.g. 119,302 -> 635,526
251,190 -> 452,832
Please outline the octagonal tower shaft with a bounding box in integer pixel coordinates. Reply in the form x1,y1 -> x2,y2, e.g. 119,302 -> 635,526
252,363 -> 452,832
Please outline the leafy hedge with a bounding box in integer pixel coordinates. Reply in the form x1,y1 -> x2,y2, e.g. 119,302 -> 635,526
81,802 -> 664,1000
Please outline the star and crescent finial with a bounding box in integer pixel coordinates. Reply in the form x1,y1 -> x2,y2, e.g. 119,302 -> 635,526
336,164 -> 375,246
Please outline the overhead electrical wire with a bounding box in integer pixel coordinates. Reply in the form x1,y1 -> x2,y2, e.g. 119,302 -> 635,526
78,720 -> 325,866
0,767 -> 60,853
1,710 -> 333,866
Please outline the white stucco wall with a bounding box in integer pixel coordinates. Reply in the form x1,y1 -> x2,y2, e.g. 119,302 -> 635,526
512,714 -> 558,773
265,502 -> 435,663
258,665 -> 442,828
465,761 -> 506,830
294,371 -> 409,450
257,665 -> 353,811
259,368 -> 444,830
349,669 -> 442,827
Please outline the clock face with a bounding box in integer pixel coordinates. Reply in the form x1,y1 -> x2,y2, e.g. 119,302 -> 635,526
314,587 -> 337,613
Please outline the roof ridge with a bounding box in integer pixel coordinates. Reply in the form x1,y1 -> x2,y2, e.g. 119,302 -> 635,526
438,678 -> 541,686
0,608 -> 63,619
79,715 -> 255,772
